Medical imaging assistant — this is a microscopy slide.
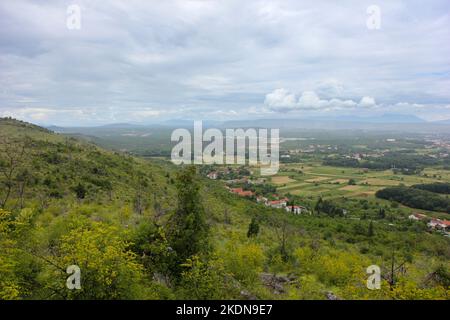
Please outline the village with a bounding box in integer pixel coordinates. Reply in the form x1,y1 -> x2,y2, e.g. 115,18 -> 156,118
408,212 -> 450,235
202,165 -> 450,237
202,166 -> 311,215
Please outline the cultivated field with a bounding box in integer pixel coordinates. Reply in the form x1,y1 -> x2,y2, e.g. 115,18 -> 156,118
270,161 -> 448,201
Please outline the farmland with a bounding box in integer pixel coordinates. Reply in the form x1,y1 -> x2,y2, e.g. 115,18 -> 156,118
272,161 -> 449,201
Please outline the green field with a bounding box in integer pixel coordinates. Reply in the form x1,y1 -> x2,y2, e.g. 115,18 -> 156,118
272,161 -> 449,205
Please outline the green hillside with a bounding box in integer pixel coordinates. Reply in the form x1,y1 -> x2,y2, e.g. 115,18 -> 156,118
0,118 -> 449,300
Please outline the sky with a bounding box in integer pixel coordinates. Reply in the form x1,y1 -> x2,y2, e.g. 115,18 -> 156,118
0,0 -> 449,126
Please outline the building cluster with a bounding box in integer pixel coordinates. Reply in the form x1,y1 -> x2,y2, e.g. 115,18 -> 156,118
225,186 -> 309,215
408,213 -> 450,233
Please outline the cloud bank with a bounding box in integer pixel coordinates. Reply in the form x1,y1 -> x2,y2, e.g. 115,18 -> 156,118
0,0 -> 449,124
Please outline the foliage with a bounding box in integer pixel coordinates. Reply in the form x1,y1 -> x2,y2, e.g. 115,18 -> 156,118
412,182 -> 450,194
1,118 -> 449,300
167,166 -> 209,278
247,217 -> 260,238
376,186 -> 450,213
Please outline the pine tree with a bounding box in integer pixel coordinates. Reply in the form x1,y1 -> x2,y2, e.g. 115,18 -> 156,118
74,182 -> 86,199
315,197 -> 323,214
368,220 -> 374,237
168,166 -> 209,277
247,217 -> 259,238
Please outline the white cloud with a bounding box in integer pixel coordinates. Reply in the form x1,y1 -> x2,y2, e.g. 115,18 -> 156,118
0,0 -> 449,124
359,96 -> 376,108
265,88 -> 363,111
298,91 -> 322,109
264,88 -> 298,109
315,79 -> 345,98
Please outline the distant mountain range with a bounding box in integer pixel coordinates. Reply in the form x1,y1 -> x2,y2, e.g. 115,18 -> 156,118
45,113 -> 450,133
333,114 -> 426,123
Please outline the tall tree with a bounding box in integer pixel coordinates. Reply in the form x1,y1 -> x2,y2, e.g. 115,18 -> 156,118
368,220 -> 374,237
247,217 -> 260,238
168,166 -> 209,276
270,211 -> 293,262
0,136 -> 28,208
378,207 -> 386,219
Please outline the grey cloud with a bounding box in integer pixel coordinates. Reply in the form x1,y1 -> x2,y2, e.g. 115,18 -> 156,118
0,0 -> 449,124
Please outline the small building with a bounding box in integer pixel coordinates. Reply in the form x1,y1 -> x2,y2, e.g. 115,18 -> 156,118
238,190 -> 255,197
229,188 -> 243,194
408,213 -> 428,221
268,199 -> 287,209
229,187 -> 254,197
428,219 -> 450,230
285,205 -> 307,214
207,172 -> 218,180
256,196 -> 268,204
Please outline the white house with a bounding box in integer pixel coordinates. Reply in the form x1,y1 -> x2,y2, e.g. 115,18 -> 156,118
285,205 -> 307,214
268,199 -> 287,209
256,196 -> 268,204
408,213 -> 428,221
207,172 -> 218,180
428,219 -> 450,230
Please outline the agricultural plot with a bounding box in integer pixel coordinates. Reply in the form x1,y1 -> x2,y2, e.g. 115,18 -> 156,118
271,161 -> 447,201
270,175 -> 296,185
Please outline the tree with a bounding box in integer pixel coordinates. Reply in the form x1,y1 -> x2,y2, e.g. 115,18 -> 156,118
348,179 -> 356,186
378,208 -> 386,219
73,182 -> 86,200
133,176 -> 148,215
315,197 -> 323,214
269,212 -> 294,262
0,136 -> 28,208
368,221 -> 374,237
40,218 -> 148,299
0,209 -> 21,299
15,168 -> 32,209
247,217 -> 259,238
168,166 -> 209,277
177,256 -> 233,299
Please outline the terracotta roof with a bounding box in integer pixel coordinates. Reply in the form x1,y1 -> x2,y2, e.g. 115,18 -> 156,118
441,220 -> 450,226
238,191 -> 254,197
269,200 -> 286,205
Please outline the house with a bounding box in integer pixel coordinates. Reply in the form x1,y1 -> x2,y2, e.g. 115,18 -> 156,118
285,205 -> 308,214
256,196 -> 268,204
229,188 -> 243,194
268,199 -> 287,209
238,190 -> 255,197
428,219 -> 450,230
248,178 -> 267,185
229,187 -> 254,197
408,213 -> 428,221
443,220 -> 450,229
207,172 -> 218,180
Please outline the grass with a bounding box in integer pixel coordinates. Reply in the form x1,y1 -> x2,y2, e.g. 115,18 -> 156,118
270,176 -> 296,185
268,161 -> 448,203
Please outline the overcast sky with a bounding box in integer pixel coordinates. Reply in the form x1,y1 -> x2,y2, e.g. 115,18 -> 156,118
1,0 -> 449,125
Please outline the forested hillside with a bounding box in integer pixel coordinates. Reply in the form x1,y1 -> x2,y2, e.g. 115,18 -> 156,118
1,118 -> 449,300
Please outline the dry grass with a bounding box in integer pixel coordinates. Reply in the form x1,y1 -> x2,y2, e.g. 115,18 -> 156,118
329,179 -> 349,184
339,185 -> 362,191
271,176 -> 296,185
305,176 -> 330,183
361,178 -> 404,186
